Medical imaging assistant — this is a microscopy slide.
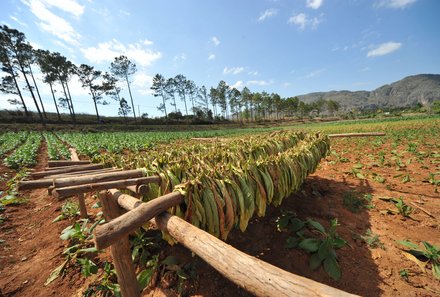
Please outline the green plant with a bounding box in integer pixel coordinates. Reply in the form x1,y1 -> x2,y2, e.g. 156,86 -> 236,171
84,262 -> 121,297
397,240 -> 440,280
361,229 -> 384,249
399,269 -> 409,281
379,197 -> 414,219
282,217 -> 347,281
53,200 -> 80,222
343,191 -> 373,212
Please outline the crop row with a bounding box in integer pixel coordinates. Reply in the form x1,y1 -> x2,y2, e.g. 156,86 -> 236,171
0,131 -> 29,158
44,133 -> 71,160
4,132 -> 41,169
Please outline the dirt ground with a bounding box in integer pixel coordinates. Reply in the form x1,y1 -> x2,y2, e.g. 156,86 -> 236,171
0,133 -> 439,297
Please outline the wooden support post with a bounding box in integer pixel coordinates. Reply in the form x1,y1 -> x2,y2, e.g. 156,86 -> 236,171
53,176 -> 161,199
153,213 -> 358,297
98,191 -> 140,297
94,191 -> 184,250
78,193 -> 88,218
328,132 -> 385,138
47,160 -> 90,167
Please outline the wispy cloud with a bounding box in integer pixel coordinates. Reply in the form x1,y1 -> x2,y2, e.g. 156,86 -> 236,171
248,71 -> 259,76
208,53 -> 216,60
258,8 -> 278,22
367,42 -> 402,57
247,80 -> 272,86
173,53 -> 186,62
306,0 -> 324,9
304,68 -> 325,79
223,66 -> 244,75
374,0 -> 417,9
23,0 -> 82,45
231,80 -> 244,89
81,39 -> 162,67
119,9 -> 131,16
9,15 -> 28,27
133,72 -> 154,95
211,36 -> 220,46
288,13 -> 323,30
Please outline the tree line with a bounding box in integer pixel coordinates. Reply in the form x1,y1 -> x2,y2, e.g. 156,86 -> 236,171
1,25 -> 340,124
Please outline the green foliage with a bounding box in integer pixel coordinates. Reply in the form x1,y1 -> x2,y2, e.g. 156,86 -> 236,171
4,132 -> 41,169
52,200 -> 79,222
277,214 -> 347,281
397,240 -> 440,280
343,191 -> 373,213
361,229 -> 385,249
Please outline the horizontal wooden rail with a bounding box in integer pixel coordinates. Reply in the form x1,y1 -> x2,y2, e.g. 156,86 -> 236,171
47,160 -> 90,167
53,176 -> 161,199
18,169 -> 145,190
126,184 -> 149,195
31,164 -> 104,179
94,190 -> 183,249
44,168 -> 122,179
328,132 -> 385,138
53,169 -> 145,189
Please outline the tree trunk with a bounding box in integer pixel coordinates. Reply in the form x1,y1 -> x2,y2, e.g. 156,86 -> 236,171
125,74 -> 136,122
161,94 -> 168,118
60,79 -> 73,121
65,81 -> 76,123
3,53 -> 29,116
183,94 -> 188,116
28,63 -> 47,118
18,59 -> 44,124
49,82 -> 61,120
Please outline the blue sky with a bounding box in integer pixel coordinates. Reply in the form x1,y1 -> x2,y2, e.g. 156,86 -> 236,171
1,0 -> 439,117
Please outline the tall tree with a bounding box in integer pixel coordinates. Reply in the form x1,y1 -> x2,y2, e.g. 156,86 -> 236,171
216,80 -> 229,118
35,49 -> 61,120
228,87 -> 241,121
76,64 -> 111,122
174,74 -> 189,115
150,74 -> 168,118
240,87 -> 252,122
186,79 -> 198,113
118,97 -> 131,119
197,85 -> 210,114
0,25 -> 44,123
110,55 -> 137,122
209,87 -> 218,118
165,77 -> 178,113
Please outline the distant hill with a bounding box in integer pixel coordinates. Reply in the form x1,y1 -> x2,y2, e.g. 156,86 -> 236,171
297,74 -> 440,111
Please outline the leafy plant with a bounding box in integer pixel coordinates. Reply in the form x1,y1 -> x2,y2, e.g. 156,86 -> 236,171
281,216 -> 347,281
361,229 -> 384,250
343,191 -> 373,213
397,240 -> 440,280
84,262 -> 121,297
53,200 -> 80,222
379,197 -> 414,219
399,269 -> 409,282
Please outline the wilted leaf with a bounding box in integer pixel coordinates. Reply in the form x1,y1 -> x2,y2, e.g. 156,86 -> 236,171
402,251 -> 427,273
45,259 -> 69,286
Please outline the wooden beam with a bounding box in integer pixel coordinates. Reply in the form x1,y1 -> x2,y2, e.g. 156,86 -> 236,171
98,191 -> 139,297
31,164 -> 104,179
69,147 -> 80,162
94,191 -> 183,250
44,168 -> 122,179
53,169 -> 145,189
47,160 -> 90,167
53,176 -> 161,199
152,213 -> 358,297
126,184 -> 149,195
19,179 -> 54,190
328,132 -> 385,138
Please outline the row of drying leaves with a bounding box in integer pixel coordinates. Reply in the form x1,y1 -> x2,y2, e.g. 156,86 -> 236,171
94,130 -> 330,241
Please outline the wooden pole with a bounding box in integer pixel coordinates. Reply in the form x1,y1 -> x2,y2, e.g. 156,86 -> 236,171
126,184 -> 149,195
98,191 -> 140,297
53,170 -> 145,189
53,176 -> 161,199
31,164 -> 104,179
47,160 -> 90,167
328,132 -> 385,138
19,179 -> 54,190
94,191 -> 183,250
78,193 -> 88,218
44,168 -> 122,179
153,213 -> 358,297
69,147 -> 79,162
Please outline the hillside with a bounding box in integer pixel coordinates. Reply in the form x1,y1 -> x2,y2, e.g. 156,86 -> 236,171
297,74 -> 440,111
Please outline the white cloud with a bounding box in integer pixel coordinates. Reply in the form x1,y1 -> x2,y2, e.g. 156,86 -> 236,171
248,71 -> 259,76
142,39 -> 154,46
133,72 -> 153,95
173,53 -> 187,62
211,36 -> 220,46
9,15 -> 28,27
223,66 -> 244,75
24,0 -> 82,45
81,39 -> 162,67
258,8 -> 278,22
288,13 -> 322,30
306,0 -> 323,9
375,0 -> 417,8
247,80 -> 272,86
231,80 -> 244,90
367,42 -> 402,57
119,9 -> 131,16
304,68 -> 325,78
208,54 -> 216,60
39,0 -> 84,17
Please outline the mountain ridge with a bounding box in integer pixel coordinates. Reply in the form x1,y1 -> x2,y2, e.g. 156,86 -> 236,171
296,74 -> 440,111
